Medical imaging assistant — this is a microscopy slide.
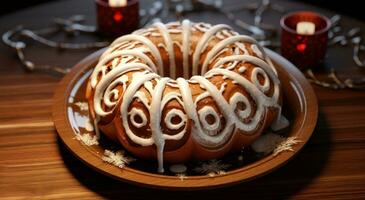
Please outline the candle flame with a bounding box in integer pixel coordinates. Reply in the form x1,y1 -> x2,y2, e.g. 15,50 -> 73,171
296,21 -> 315,35
109,0 -> 127,7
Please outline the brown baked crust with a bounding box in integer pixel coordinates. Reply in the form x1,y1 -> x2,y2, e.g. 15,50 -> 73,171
86,21 -> 282,164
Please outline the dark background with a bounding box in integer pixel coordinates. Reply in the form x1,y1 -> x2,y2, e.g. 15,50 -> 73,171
1,0 -> 50,15
1,0 -> 364,21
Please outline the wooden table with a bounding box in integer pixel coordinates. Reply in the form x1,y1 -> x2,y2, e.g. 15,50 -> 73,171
1,0 -> 365,199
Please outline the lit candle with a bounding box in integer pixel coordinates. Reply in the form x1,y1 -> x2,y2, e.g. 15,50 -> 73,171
296,21 -> 315,35
96,0 -> 139,37
108,0 -> 127,7
280,11 -> 331,70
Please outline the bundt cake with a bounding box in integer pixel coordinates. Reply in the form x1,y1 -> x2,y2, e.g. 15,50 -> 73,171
86,20 -> 286,173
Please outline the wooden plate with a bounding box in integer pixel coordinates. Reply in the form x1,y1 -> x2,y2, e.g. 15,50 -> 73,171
53,48 -> 318,190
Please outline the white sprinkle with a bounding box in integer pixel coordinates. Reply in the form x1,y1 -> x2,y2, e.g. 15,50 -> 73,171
273,137 -> 301,156
238,66 -> 246,73
74,133 -> 99,146
177,173 -> 188,181
74,102 -> 89,111
101,150 -> 135,169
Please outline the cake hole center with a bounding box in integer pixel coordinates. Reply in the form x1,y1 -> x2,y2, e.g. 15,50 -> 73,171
205,114 -> 216,125
236,101 -> 247,111
171,115 -> 182,124
257,73 -> 266,85
134,115 -> 143,124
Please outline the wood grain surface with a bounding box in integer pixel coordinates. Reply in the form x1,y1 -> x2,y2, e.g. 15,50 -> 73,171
1,0 -> 365,199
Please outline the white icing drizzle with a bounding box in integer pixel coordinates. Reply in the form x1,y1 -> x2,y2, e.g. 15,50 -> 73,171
182,19 -> 191,79
198,106 -> 221,133
235,42 -> 249,55
92,34 -> 163,85
155,22 -> 177,79
251,44 -> 263,59
169,29 -> 182,34
230,93 -> 251,119
166,21 -> 181,27
165,81 -> 179,88
223,29 -> 236,37
251,67 -> 270,93
94,63 -> 152,117
111,58 -> 119,68
190,76 -> 235,147
192,24 -> 231,75
164,108 -> 187,130
96,49 -> 157,81
160,90 -> 187,141
249,42 -> 278,76
212,55 -> 279,93
194,22 -> 212,32
90,20 -> 283,173
201,35 -> 258,75
133,91 -> 150,108
238,66 -> 246,73
206,68 -> 278,131
157,43 -> 169,53
149,78 -> 169,173
208,48 -> 229,66
129,108 -> 148,128
120,72 -> 159,146
216,31 -> 226,40
173,41 -> 183,51
151,32 -> 162,37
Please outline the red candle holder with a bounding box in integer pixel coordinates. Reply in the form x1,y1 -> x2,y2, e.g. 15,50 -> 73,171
280,11 -> 331,70
96,0 -> 139,38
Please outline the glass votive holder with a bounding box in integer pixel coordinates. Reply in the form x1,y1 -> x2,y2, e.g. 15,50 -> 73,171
95,0 -> 139,38
280,11 -> 331,70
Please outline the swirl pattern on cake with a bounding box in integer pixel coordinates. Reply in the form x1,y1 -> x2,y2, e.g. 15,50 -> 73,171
86,20 -> 285,173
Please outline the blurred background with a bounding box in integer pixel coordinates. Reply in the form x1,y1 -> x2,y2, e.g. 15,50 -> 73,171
1,0 -> 364,21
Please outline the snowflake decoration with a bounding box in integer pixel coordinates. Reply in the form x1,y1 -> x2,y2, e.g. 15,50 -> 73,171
208,170 -> 227,178
193,159 -> 230,176
74,101 -> 89,111
102,150 -> 135,169
176,173 -> 188,181
273,137 -> 301,156
74,133 -> 99,146
217,170 -> 226,175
